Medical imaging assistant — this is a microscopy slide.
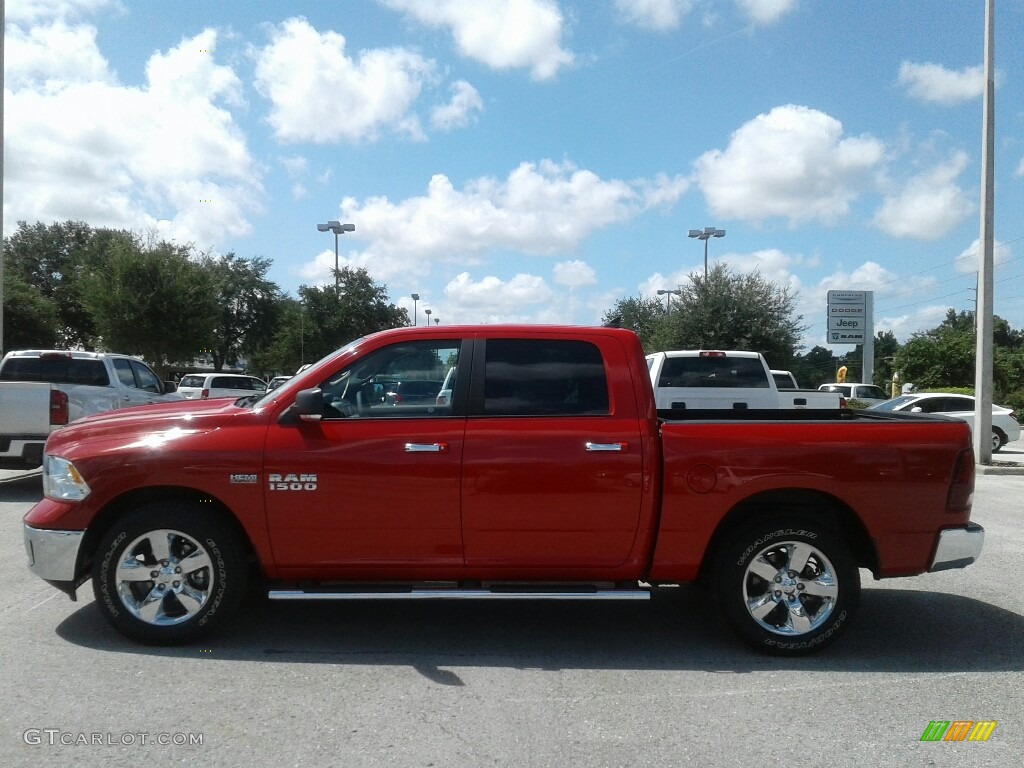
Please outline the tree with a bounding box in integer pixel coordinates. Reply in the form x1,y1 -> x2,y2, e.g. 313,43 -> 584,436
3,221 -> 137,349
648,264 -> 806,361
791,346 -> 837,390
253,268 -> 408,376
601,296 -> 665,350
898,309 -> 977,390
2,270 -> 60,349
81,238 -> 219,377
202,253 -> 282,371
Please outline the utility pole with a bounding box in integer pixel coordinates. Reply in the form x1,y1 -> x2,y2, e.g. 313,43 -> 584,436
974,0 -> 995,465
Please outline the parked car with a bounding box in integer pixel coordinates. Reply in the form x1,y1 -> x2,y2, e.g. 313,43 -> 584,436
384,379 -> 443,405
0,349 -> 181,417
869,392 -> 1021,452
176,373 -> 267,400
818,383 -> 889,406
646,350 -> 842,410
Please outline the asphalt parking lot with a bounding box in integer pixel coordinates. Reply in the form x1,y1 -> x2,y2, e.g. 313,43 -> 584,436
1,464 -> 1021,768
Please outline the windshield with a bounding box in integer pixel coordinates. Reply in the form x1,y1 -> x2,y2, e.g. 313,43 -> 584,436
869,395 -> 916,411
246,338 -> 366,409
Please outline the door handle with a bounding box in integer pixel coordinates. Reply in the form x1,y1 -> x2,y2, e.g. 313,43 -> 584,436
585,442 -> 628,452
405,443 -> 449,453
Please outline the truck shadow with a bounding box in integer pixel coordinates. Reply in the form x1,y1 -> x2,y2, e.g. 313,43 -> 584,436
55,586 -> 1023,679
0,473 -> 43,502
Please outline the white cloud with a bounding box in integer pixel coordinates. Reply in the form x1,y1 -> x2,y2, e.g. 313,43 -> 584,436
898,61 -> 985,106
279,155 -> 309,178
380,0 -> 573,80
430,80 -> 484,131
553,260 -> 598,288
953,238 -> 1012,274
871,152 -> 973,240
295,160 -> 685,289
3,27 -> 262,245
614,0 -> 694,31
694,105 -> 884,225
6,21 -> 114,91
735,0 -> 798,26
253,17 -> 435,144
7,0 -> 116,23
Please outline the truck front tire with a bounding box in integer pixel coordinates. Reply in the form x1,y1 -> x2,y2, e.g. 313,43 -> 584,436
91,503 -> 246,644
715,519 -> 859,655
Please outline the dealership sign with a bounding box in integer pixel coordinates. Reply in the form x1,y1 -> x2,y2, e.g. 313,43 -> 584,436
827,290 -> 868,344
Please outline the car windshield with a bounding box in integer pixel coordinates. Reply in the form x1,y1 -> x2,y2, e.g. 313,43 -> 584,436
869,395 -> 917,411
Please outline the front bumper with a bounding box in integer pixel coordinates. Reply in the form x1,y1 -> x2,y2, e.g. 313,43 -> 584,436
929,523 -> 985,572
24,525 -> 86,599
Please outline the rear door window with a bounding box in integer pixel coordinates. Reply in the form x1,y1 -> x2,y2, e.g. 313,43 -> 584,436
481,339 -> 609,416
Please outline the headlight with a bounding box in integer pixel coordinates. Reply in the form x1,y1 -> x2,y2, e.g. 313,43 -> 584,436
42,455 -> 92,502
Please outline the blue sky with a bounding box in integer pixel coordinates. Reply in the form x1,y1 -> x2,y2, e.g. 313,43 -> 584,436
5,0 -> 1024,350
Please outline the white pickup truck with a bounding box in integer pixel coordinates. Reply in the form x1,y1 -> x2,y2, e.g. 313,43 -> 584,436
0,349 -> 181,424
0,382 -> 69,469
646,350 -> 844,410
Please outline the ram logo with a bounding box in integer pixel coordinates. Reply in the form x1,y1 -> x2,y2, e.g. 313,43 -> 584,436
268,473 -> 318,491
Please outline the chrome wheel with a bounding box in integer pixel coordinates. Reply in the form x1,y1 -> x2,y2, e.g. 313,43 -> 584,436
114,528 -> 214,626
991,430 -> 1002,453
741,540 -> 839,636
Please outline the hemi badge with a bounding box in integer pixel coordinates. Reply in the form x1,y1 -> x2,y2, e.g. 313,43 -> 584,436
230,473 -> 258,484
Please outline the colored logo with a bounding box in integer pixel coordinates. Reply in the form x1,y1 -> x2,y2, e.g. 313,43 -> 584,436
920,721 -> 997,742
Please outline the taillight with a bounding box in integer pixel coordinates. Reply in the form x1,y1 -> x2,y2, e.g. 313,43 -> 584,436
946,448 -> 975,515
698,351 -> 726,358
201,388 -> 210,399
839,396 -> 848,409
50,389 -> 69,426
393,394 -> 402,404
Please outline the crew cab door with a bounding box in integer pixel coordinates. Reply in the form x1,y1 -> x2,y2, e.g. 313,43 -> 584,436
461,336 -> 645,570
111,358 -> 171,407
263,338 -> 468,578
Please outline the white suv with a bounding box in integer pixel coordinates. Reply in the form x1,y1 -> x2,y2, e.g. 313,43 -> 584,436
176,373 -> 267,400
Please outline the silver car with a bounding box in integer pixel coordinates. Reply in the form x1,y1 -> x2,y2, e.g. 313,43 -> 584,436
869,392 -> 1021,452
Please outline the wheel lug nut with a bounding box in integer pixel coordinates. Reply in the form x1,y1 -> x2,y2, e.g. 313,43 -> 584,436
797,583 -> 805,591
773,590 -> 782,598
774,576 -> 781,583
175,567 -> 182,573
150,571 -> 159,578
172,581 -> 180,588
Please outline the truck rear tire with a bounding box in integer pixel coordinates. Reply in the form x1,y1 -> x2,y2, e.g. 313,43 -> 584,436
715,519 -> 859,655
91,503 -> 246,644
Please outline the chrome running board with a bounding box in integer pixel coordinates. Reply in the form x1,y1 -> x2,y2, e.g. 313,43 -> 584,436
268,587 -> 651,601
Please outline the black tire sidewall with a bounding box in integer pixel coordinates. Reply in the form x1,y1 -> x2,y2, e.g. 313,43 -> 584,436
91,503 -> 246,644
716,520 -> 859,655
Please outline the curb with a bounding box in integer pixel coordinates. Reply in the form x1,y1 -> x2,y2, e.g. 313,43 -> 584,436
977,464 -> 1024,476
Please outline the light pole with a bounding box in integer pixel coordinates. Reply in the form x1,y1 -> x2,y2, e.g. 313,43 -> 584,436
688,227 -> 726,280
316,220 -> 355,293
424,308 -> 432,326
411,293 -> 420,326
656,288 -> 681,314
433,317 -> 440,325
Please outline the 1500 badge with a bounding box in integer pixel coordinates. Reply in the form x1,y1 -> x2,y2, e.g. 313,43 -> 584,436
268,473 -> 318,491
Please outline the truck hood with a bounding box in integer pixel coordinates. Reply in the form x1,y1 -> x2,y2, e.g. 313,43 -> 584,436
45,398 -> 243,454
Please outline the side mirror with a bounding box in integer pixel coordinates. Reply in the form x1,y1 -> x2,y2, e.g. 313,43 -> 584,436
290,388 -> 324,422
163,381 -> 178,393
910,406 -> 923,413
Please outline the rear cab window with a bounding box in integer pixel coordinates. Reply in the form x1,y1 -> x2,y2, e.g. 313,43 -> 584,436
657,355 -> 768,389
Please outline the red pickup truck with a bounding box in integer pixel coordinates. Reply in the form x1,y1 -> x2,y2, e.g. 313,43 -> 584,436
24,325 -> 983,654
